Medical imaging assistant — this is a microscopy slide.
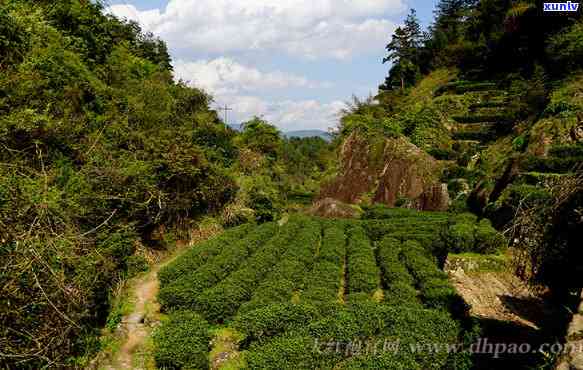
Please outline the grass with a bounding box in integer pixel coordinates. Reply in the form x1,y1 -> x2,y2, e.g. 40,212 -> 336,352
447,252 -> 509,273
209,328 -> 246,370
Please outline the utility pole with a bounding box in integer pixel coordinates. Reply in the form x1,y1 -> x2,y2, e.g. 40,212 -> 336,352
219,104 -> 233,125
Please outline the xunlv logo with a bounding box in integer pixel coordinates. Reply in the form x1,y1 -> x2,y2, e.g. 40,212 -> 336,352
543,1 -> 580,11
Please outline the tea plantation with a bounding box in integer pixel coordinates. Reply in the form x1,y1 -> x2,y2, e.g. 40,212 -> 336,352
154,210 -> 502,369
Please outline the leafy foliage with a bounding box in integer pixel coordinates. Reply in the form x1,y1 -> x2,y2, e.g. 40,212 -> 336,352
152,311 -> 210,370
0,0 -> 236,366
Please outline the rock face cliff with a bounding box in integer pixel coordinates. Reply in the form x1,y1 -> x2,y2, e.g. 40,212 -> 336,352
319,132 -> 449,211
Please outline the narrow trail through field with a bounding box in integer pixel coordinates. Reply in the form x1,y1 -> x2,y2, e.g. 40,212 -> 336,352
92,240 -> 199,370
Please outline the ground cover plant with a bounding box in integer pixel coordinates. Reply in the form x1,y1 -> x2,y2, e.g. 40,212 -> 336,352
154,210 -> 498,369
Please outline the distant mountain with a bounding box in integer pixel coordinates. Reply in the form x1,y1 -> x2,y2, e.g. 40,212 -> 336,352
228,123 -> 243,132
229,125 -> 332,142
284,130 -> 333,141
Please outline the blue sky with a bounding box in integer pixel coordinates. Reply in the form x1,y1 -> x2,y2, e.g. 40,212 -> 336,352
105,0 -> 439,131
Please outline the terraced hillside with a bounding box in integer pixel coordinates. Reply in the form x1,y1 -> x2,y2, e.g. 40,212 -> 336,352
153,211 -> 504,369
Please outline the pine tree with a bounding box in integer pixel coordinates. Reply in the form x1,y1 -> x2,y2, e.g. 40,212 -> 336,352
382,9 -> 423,90
433,0 -> 473,40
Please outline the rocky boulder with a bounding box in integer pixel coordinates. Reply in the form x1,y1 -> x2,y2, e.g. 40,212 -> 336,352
318,133 -> 449,211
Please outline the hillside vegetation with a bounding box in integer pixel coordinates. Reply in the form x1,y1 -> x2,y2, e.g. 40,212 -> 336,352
1,0 -> 582,369
0,1 -> 332,367
154,211 -> 505,369
330,0 -> 582,296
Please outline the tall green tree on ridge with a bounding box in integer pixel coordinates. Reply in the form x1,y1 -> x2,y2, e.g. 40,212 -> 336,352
382,9 -> 424,90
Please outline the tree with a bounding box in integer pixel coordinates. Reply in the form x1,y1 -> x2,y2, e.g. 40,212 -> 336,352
382,9 -> 423,90
434,0 -> 470,40
237,117 -> 282,159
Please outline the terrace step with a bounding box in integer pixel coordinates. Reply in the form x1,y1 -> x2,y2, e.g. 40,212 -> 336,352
452,114 -> 513,124
452,123 -> 497,132
520,155 -> 583,174
517,171 -> 572,185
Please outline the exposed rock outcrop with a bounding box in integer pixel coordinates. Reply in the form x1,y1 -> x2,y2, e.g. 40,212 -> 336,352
556,290 -> 583,370
319,133 -> 449,211
308,198 -> 361,219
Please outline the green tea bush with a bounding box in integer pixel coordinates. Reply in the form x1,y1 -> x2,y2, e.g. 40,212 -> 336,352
446,222 -> 476,253
346,226 -> 379,294
317,225 -> 346,264
306,303 -> 463,369
301,224 -> 345,305
238,220 -> 319,312
384,281 -> 422,307
233,303 -> 320,342
401,241 -> 467,314
435,81 -> 496,96
191,221 -> 301,321
158,222 -> 276,309
474,219 -> 506,253
377,238 -> 421,307
444,214 -> 505,254
157,224 -> 251,286
152,311 -> 210,370
245,334 -> 340,370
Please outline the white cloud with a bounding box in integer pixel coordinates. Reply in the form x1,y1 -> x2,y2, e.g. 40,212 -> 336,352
173,58 -> 330,95
106,0 -> 403,59
105,1 -> 391,130
221,95 -> 344,131
173,58 -> 341,130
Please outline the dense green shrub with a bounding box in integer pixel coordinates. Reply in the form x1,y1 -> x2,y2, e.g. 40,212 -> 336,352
346,225 -> 379,295
521,155 -> 583,174
300,224 -> 345,306
474,219 -> 506,253
401,241 -> 467,314
158,222 -> 277,310
377,237 -> 421,306
446,222 -> 476,253
157,224 -> 251,286
245,334 -> 340,370
194,219 -> 308,322
193,221 -> 302,323
233,303 -> 320,342
152,311 -> 210,370
435,81 -> 497,96
444,215 -> 505,254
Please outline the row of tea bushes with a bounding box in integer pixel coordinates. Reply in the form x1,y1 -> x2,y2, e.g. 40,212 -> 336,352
243,302 -> 466,369
300,224 -> 346,309
191,220 -> 304,323
157,223 -> 253,286
346,225 -> 379,301
157,222 -> 278,309
377,237 -> 421,307
238,220 -> 320,313
400,241 -> 467,315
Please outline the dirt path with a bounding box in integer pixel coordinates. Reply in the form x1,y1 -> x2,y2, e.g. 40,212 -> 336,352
109,273 -> 157,369
94,255 -> 169,370
89,230 -> 219,370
